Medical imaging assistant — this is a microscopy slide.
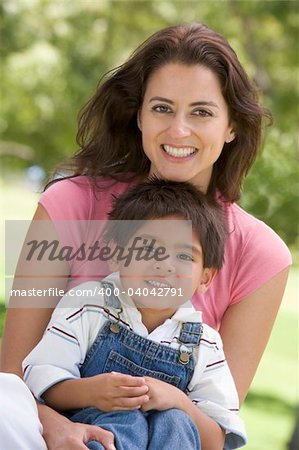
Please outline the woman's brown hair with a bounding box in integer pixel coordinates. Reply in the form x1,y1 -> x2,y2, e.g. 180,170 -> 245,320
57,23 -> 272,202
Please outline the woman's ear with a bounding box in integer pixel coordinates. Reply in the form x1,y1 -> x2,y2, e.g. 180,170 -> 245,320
225,124 -> 236,143
197,268 -> 217,293
137,110 -> 142,131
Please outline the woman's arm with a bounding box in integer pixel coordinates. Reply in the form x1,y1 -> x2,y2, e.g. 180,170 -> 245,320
37,403 -> 116,450
1,307 -> 56,376
219,267 -> 290,404
1,204 -> 70,375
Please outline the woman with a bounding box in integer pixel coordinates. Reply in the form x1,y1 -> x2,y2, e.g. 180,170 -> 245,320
1,23 -> 291,449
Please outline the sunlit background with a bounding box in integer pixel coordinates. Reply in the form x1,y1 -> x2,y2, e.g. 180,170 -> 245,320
0,1 -> 298,449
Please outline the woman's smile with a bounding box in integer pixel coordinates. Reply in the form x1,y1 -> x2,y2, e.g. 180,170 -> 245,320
161,144 -> 198,158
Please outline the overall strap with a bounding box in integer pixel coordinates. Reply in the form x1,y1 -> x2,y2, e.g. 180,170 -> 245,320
101,281 -> 122,310
179,322 -> 203,346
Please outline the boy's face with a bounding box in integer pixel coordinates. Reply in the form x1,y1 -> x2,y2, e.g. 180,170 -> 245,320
116,216 -> 215,311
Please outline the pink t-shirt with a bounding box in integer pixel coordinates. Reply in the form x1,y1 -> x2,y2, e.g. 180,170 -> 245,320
39,176 -> 292,330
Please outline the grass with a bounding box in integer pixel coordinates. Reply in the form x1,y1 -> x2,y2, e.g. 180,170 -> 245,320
0,304 -> 6,339
1,176 -> 298,449
241,307 -> 298,450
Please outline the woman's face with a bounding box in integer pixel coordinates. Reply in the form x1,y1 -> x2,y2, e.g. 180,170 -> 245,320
138,63 -> 235,190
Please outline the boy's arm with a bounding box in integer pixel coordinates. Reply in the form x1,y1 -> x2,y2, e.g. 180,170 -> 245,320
185,328 -> 246,448
43,372 -> 149,411
141,377 -> 224,450
22,290 -> 92,401
179,395 -> 225,449
43,377 -> 95,410
141,327 -> 246,449
22,290 -> 150,411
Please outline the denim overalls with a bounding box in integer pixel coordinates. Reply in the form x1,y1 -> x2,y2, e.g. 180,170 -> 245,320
70,282 -> 202,450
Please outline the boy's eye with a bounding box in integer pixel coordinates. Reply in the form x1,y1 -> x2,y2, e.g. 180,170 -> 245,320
140,246 -> 156,254
152,105 -> 172,113
177,253 -> 193,261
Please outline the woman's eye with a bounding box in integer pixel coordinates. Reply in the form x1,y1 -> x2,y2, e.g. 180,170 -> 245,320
177,253 -> 193,261
152,105 -> 171,113
193,109 -> 212,117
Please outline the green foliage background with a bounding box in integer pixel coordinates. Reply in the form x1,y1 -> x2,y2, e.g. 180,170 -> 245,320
1,0 -> 298,248
0,3 -> 298,448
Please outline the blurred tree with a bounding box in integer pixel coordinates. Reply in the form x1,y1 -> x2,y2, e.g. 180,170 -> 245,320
227,0 -> 299,247
0,0 -> 298,246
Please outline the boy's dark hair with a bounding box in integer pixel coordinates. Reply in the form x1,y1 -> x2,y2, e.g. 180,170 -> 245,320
105,178 -> 227,270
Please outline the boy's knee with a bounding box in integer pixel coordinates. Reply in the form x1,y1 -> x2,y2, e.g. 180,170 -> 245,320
148,409 -> 201,449
158,408 -> 194,424
153,408 -> 199,437
86,440 -> 105,450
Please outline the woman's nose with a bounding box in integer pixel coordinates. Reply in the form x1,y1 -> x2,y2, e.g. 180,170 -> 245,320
167,114 -> 191,138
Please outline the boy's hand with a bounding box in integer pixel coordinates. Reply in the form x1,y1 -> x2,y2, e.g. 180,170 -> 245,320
87,372 -> 149,411
140,377 -> 185,412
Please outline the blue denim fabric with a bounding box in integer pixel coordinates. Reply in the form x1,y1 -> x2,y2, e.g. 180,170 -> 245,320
72,408 -> 148,450
70,284 -> 202,449
72,408 -> 201,450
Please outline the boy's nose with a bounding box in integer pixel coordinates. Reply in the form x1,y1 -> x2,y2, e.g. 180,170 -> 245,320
153,260 -> 176,274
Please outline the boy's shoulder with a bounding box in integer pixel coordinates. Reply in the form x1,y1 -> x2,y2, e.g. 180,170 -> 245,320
56,280 -> 104,309
201,322 -> 223,349
174,305 -> 223,348
56,273 -> 122,311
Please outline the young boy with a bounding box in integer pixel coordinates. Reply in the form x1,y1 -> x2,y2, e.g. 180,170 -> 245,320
23,179 -> 247,450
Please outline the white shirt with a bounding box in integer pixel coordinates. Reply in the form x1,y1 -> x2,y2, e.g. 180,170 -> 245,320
23,272 -> 247,448
0,373 -> 47,450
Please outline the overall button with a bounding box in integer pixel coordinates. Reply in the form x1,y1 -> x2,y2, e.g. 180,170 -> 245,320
179,351 -> 190,364
109,323 -> 120,333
